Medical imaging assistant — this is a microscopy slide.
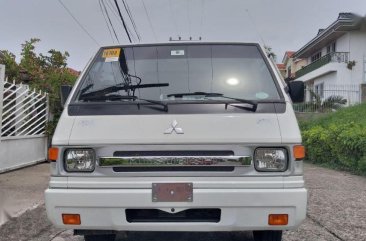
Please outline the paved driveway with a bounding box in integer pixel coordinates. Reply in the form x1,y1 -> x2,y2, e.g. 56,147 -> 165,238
0,163 -> 365,241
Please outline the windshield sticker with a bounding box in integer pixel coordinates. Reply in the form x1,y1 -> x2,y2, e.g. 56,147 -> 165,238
171,50 -> 185,56
102,48 -> 121,62
105,57 -> 119,62
255,92 -> 269,99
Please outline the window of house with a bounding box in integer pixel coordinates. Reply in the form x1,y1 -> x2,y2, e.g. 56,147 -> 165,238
311,52 -> 322,62
315,83 -> 324,98
326,42 -> 336,54
332,42 -> 336,52
287,66 -> 291,78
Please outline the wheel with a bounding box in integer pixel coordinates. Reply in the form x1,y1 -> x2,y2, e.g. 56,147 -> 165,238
84,234 -> 116,241
253,231 -> 282,241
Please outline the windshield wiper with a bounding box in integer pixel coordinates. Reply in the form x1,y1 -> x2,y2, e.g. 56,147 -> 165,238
167,92 -> 223,98
138,97 -> 168,112
219,96 -> 257,112
79,94 -> 137,102
80,83 -> 169,100
167,92 -> 257,112
79,94 -> 168,112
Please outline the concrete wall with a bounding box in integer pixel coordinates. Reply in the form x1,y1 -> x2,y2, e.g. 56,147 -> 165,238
0,135 -> 47,173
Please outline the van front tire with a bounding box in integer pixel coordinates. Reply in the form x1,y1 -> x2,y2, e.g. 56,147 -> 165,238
84,234 -> 116,241
253,231 -> 282,241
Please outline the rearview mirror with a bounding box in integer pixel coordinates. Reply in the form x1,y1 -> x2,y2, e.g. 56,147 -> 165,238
60,85 -> 73,107
288,81 -> 304,103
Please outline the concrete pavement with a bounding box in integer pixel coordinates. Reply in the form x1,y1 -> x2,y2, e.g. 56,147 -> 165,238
0,163 -> 49,226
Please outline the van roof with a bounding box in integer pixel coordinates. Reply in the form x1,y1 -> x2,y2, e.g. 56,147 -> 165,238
100,41 -> 262,49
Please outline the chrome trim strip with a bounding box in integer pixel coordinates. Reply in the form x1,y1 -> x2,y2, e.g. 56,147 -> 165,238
99,156 -> 252,167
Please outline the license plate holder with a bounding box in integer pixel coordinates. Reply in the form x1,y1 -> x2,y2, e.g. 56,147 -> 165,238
152,183 -> 193,202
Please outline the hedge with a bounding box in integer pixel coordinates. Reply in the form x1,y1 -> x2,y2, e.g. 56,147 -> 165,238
300,103 -> 366,175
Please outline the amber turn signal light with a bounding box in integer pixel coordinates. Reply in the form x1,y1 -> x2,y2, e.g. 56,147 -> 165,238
268,214 -> 288,225
62,214 -> 81,225
293,145 -> 305,160
48,147 -> 59,161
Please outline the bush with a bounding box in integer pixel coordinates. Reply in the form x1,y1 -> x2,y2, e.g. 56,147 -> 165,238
300,103 -> 366,175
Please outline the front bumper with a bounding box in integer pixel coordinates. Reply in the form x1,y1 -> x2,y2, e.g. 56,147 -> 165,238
45,187 -> 307,231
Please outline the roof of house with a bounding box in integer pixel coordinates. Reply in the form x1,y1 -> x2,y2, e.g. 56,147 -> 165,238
281,51 -> 296,63
294,13 -> 364,58
67,67 -> 80,77
276,63 -> 286,70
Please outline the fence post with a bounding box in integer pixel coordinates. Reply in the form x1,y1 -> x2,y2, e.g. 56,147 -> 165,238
361,83 -> 366,103
0,64 -> 5,140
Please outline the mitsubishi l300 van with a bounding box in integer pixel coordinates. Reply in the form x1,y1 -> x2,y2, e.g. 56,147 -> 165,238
45,42 -> 307,241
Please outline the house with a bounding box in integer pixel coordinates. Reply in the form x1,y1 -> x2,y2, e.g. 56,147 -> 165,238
281,51 -> 307,82
276,63 -> 286,78
293,13 -> 366,104
67,67 -> 80,77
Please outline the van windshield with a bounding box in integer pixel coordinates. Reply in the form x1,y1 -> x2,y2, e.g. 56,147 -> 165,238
74,44 -> 281,103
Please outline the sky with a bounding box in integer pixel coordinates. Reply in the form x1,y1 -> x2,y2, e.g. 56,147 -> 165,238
0,0 -> 365,70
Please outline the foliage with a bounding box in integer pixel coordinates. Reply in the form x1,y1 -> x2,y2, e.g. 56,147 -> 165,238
300,103 -> 366,175
0,50 -> 20,81
264,45 -> 277,61
0,38 -> 78,136
346,60 -> 356,70
294,89 -> 347,112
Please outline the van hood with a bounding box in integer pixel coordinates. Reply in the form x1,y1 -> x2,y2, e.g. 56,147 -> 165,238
53,103 -> 301,145
53,115 -> 295,146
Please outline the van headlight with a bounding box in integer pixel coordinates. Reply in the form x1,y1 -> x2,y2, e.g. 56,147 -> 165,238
254,148 -> 288,172
64,149 -> 95,172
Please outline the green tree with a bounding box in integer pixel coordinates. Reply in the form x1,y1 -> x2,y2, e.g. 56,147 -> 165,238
0,50 -> 20,81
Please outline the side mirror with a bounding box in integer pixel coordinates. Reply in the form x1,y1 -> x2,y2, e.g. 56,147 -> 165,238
60,85 -> 73,107
288,81 -> 304,103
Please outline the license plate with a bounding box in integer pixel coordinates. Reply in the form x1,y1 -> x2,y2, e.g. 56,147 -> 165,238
152,183 -> 193,202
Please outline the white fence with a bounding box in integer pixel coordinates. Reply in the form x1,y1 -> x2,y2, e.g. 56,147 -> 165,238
0,65 -> 49,173
293,84 -> 362,113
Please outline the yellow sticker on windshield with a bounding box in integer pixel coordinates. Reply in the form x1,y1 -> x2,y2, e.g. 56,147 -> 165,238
102,48 -> 121,58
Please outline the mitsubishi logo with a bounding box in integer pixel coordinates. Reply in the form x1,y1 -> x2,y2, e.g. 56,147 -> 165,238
164,120 -> 184,134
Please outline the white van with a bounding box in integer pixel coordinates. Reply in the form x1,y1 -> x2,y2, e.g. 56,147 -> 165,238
45,42 -> 307,241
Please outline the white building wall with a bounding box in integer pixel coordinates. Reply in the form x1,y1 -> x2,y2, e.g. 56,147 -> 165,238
309,72 -> 360,105
336,33 -> 350,52
349,31 -> 366,84
313,72 -> 337,87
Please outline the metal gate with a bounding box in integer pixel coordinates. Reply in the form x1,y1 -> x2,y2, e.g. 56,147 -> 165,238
0,64 -> 49,172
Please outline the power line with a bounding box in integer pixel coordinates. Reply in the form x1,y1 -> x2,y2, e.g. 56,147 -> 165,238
121,0 -> 141,41
141,0 -> 157,41
245,9 -> 266,46
169,0 -> 179,38
105,0 -> 137,42
113,0 -> 132,43
186,0 -> 191,37
99,0 -> 115,43
57,0 -> 100,46
199,0 -> 205,39
105,0 -> 120,18
100,0 -> 120,43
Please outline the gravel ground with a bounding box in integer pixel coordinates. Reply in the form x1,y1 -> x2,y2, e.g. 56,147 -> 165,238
0,163 -> 365,241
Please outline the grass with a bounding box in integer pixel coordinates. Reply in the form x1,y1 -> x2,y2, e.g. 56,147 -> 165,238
299,102 -> 366,129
